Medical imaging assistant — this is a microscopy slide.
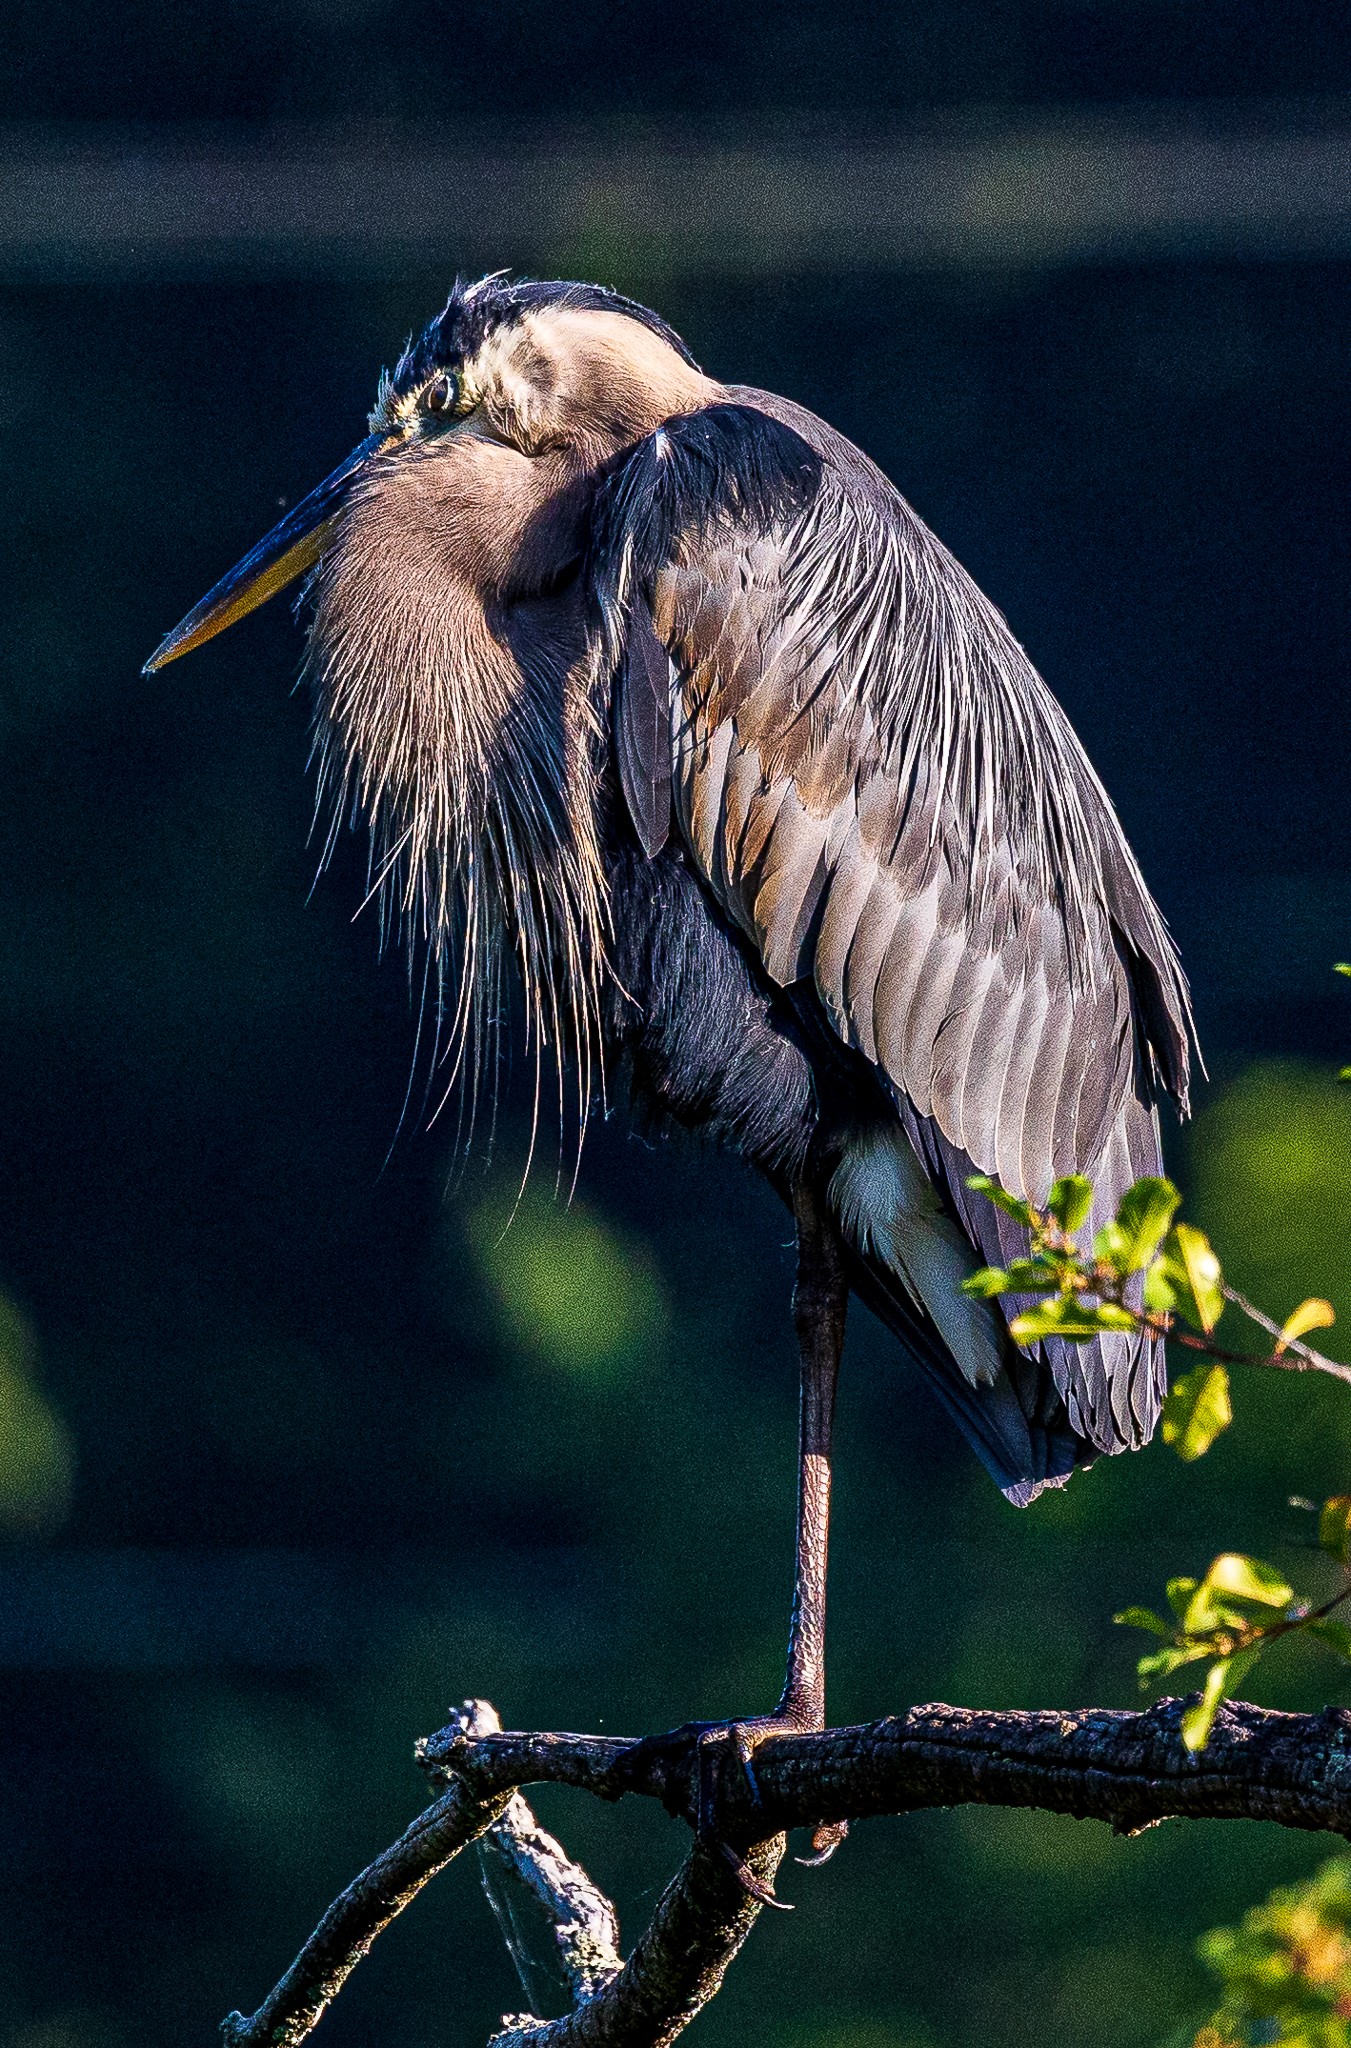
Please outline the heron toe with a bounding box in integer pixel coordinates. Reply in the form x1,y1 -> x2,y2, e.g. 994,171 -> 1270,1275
694,1709 -> 848,1906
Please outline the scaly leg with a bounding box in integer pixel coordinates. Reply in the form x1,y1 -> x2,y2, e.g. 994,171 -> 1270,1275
778,1177 -> 847,1727
700,1181 -> 850,1899
623,1182 -> 850,1906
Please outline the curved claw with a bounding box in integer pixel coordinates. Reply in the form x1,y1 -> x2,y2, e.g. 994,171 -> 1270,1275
694,1725 -> 793,1909
795,1819 -> 849,1867
636,1712 -> 846,1905
717,1838 -> 793,1910
732,1725 -> 765,1809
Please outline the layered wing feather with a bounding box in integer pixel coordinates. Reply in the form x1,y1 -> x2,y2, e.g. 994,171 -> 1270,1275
615,593 -> 674,860
591,394 -> 1193,1472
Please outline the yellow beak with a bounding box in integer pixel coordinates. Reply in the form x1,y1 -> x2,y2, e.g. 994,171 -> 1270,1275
143,432 -> 392,673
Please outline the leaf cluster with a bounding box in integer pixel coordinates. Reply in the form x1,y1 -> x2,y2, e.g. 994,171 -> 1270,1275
962,1173 -> 1223,1348
965,1168 -> 1347,1750
1116,1548 -> 1338,1754
1115,1505 -> 1351,1751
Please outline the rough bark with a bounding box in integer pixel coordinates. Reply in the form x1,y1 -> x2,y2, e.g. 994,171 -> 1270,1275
220,1694 -> 1351,2048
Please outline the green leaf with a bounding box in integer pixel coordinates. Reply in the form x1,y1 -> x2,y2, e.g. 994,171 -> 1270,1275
1001,1259 -> 1062,1294
1137,1642 -> 1212,1684
1181,1660 -> 1232,1752
1277,1296 -> 1336,1352
1047,1174 -> 1094,1235
1173,1224 -> 1225,1332
1008,1297 -> 1138,1345
1102,1177 -> 1182,1273
1141,1261 -> 1175,1315
1170,1556 -> 1292,1638
1113,1605 -> 1173,1638
1160,1362 -> 1232,1461
961,1266 -> 1010,1299
1306,1616 -> 1351,1660
1146,1224 -> 1225,1333
1181,1647 -> 1260,1753
1178,1583 -> 1227,1635
1319,1495 -> 1351,1567
1166,1576 -> 1199,1620
1335,962 -> 1351,979
965,1176 -> 1034,1228
1203,1552 -> 1294,1609
1093,1220 -> 1129,1267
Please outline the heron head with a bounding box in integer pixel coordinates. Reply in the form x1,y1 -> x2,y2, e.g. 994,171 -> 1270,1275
143,276 -> 714,671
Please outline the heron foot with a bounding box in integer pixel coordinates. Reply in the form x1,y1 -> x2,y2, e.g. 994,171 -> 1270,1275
625,1710 -> 847,1908
715,1713 -> 850,1886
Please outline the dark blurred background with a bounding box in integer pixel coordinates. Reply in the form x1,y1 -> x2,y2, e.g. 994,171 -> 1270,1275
4,8 -> 1351,2047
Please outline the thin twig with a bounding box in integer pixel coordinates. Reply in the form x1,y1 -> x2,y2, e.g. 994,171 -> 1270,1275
482,1794 -> 624,2005
1138,1290 -> 1351,1384
465,1700 -> 623,2009
220,1741 -> 511,2047
450,1695 -> 626,2015
1165,1322 -> 1351,1383
1222,1285 -> 1351,1383
1180,1583 -> 1351,1668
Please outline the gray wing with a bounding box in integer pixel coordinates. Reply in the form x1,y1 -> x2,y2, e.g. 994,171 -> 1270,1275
592,395 -> 1193,1466
614,592 -> 673,860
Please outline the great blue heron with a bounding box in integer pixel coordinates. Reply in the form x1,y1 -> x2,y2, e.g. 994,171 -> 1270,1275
146,274 -> 1192,1894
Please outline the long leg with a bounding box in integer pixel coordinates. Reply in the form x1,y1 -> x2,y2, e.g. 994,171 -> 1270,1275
777,1179 -> 848,1728
711,1181 -> 849,1892
631,1179 -> 851,1903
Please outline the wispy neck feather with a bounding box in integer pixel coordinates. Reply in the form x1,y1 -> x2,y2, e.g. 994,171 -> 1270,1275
303,484 -> 610,1171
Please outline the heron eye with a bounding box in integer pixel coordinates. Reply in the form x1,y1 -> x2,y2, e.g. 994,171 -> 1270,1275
423,374 -> 458,416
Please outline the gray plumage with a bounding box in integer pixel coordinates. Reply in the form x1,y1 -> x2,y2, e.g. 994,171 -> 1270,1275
145,274 -> 1195,1506
592,382 -> 1191,1484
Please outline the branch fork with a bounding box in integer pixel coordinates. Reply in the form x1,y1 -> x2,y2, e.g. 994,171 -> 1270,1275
220,1693 -> 1351,2048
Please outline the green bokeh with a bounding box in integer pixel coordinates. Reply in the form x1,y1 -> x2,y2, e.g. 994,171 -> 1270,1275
464,1182 -> 670,1383
1190,1062 -> 1351,1352
0,1294 -> 71,1533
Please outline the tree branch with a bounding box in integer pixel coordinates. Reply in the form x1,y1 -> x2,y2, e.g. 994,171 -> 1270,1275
1221,1284 -> 1351,1384
221,1694 -> 1351,2048
469,1700 -> 624,2010
220,1713 -> 512,2048
422,1697 -> 1351,1842
486,1837 -> 785,2048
